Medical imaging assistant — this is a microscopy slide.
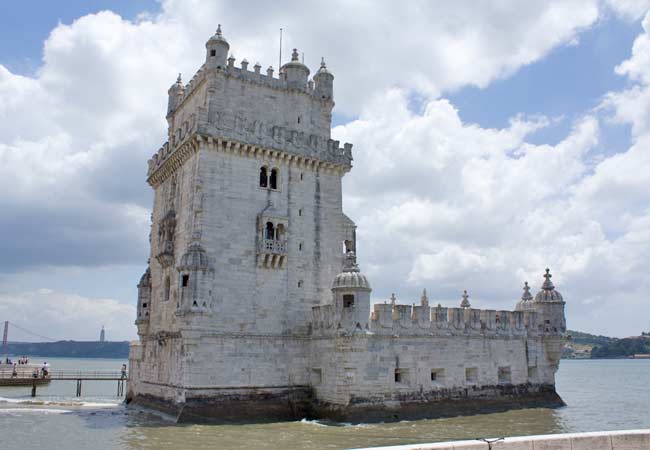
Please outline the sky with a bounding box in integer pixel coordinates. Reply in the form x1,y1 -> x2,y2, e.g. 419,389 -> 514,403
1,0 -> 650,341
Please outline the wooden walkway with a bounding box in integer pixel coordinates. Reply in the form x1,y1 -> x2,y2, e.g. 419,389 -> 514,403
0,370 -> 128,397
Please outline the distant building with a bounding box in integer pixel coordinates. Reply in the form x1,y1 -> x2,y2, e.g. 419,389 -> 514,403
127,26 -> 567,423
99,326 -> 105,343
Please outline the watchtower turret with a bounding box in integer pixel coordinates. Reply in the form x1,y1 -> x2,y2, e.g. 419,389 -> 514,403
281,48 -> 310,90
331,251 -> 372,330
533,268 -> 567,369
167,74 -> 184,116
205,24 -> 229,69
314,58 -> 334,101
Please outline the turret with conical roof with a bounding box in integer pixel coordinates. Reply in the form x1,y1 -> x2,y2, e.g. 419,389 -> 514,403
314,57 -> 334,100
205,24 -> 229,69
167,73 -> 185,116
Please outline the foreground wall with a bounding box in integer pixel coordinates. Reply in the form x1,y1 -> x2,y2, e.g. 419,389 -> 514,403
351,429 -> 650,450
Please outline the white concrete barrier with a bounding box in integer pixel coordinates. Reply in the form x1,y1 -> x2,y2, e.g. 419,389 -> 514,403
351,429 -> 650,450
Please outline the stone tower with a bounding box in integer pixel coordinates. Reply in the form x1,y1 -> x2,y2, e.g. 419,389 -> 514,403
128,27 -> 355,419
128,26 -> 567,423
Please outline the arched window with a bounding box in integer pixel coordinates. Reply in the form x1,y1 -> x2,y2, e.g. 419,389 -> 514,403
269,168 -> 278,190
163,276 -> 171,301
276,224 -> 285,241
265,222 -> 275,240
259,167 -> 268,188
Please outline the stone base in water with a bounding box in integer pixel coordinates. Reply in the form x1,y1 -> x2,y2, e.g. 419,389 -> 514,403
127,383 -> 564,424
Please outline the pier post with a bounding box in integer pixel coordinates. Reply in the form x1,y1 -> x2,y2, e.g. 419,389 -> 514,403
76,379 -> 82,397
31,379 -> 36,397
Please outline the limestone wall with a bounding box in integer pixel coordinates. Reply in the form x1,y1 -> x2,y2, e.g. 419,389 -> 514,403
310,332 -> 553,407
350,429 -> 650,450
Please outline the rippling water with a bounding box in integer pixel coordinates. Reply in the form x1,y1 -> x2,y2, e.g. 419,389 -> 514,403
1,358 -> 649,450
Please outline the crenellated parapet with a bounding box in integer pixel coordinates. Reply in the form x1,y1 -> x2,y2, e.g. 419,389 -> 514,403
312,300 -> 542,338
150,25 -> 351,187
365,302 -> 538,338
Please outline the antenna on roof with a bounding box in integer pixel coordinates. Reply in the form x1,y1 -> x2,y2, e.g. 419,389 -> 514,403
278,28 -> 283,73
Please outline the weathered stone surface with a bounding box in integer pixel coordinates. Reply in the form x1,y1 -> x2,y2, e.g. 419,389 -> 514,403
127,27 -> 568,423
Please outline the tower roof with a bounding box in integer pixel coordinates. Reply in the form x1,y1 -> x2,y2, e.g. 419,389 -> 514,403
315,57 -> 333,77
534,268 -> 564,302
281,48 -> 310,75
207,24 -> 229,47
178,241 -> 210,271
332,251 -> 371,291
516,281 -> 535,310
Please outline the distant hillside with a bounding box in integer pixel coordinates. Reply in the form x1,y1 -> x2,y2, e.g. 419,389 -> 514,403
568,330 -> 615,346
6,341 -> 129,359
591,336 -> 650,359
563,330 -> 650,359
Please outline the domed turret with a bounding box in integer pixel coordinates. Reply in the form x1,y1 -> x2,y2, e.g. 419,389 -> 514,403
534,268 -> 564,302
176,241 -> 212,314
178,241 -> 210,271
167,74 -> 185,116
331,251 -> 372,330
516,281 -> 535,311
314,57 -> 334,100
281,48 -> 310,90
206,24 -> 230,69
332,251 -> 371,291
136,265 -> 151,334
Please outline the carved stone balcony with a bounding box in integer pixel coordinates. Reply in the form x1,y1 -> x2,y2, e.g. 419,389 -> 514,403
258,239 -> 287,269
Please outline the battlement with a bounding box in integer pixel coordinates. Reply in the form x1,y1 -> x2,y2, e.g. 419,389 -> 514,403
311,301 -> 541,338
147,30 -> 351,185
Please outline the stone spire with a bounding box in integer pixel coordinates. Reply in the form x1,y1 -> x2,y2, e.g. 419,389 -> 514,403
521,281 -> 533,301
420,289 -> 429,307
460,290 -> 471,309
534,268 -> 564,302
542,268 -> 554,291
390,293 -> 397,307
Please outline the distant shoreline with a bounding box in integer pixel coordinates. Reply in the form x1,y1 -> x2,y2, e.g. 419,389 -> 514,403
5,341 -> 129,359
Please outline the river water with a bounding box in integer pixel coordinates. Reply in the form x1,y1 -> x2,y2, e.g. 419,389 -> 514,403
0,358 -> 648,450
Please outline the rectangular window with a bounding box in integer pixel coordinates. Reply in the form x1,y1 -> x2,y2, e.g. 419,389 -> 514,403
343,294 -> 355,308
182,275 -> 189,287
311,368 -> 322,385
394,369 -> 409,385
465,367 -> 478,384
498,366 -> 512,384
431,368 -> 445,386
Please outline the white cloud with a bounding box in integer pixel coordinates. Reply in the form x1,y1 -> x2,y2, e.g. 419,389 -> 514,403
605,0 -> 650,20
1,1 -> 649,338
334,83 -> 650,336
0,289 -> 136,341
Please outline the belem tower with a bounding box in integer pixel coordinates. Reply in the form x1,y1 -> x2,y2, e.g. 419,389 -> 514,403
127,26 -> 568,422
